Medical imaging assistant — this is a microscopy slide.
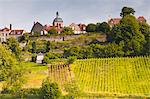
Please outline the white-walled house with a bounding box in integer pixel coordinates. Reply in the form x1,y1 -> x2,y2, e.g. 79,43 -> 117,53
69,23 -> 87,34
0,24 -> 25,42
36,53 -> 44,64
69,23 -> 81,34
0,27 -> 11,42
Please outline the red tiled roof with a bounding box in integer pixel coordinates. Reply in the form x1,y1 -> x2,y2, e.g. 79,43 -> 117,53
0,27 -> 10,32
137,16 -> 146,22
44,25 -> 62,33
108,18 -> 121,25
10,30 -> 24,35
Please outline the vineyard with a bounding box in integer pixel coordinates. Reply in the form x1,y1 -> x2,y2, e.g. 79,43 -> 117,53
48,56 -> 150,98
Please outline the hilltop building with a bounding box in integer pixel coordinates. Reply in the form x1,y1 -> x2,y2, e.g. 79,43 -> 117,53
69,23 -> 86,34
0,24 -> 25,42
31,12 -> 64,35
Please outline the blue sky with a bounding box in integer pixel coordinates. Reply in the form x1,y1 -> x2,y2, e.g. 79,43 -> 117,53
0,0 -> 149,31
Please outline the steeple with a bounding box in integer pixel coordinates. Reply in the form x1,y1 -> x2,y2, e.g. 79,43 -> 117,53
56,11 -> 59,18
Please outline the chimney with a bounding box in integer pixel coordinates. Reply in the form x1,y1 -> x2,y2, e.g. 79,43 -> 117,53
10,24 -> 12,30
34,21 -> 36,25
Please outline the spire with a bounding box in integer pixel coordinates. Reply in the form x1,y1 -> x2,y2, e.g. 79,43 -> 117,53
56,11 -> 59,18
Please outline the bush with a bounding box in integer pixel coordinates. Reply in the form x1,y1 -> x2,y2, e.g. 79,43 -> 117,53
67,56 -> 77,64
40,78 -> 62,99
64,80 -> 81,98
18,88 -> 40,98
32,54 -> 37,62
46,52 -> 62,59
42,56 -> 49,64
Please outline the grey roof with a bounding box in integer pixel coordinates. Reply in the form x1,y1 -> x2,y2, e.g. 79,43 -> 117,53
53,17 -> 63,22
31,22 -> 44,33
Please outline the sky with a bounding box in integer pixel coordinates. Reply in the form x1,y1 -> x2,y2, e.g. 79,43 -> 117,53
0,0 -> 150,32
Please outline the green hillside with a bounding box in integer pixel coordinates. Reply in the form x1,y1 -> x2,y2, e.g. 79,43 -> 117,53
72,56 -> 150,97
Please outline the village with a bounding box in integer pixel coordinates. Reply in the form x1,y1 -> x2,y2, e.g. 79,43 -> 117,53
0,12 -> 147,42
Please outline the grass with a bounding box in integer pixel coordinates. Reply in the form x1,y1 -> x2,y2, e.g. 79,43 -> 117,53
21,62 -> 48,88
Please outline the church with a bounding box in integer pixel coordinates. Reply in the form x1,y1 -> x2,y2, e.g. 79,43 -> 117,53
31,12 -> 64,35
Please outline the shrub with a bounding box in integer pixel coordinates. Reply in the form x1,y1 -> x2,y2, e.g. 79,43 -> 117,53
67,56 -> 77,64
42,56 -> 49,64
40,78 -> 62,99
32,53 -> 37,62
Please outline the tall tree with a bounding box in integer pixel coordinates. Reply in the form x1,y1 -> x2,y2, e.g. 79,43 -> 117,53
120,7 -> 135,17
108,15 -> 145,56
139,22 -> 150,55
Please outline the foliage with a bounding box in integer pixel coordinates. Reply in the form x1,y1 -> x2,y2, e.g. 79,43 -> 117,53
107,15 -> 145,56
17,88 -> 40,98
32,41 -> 36,53
33,32 -> 41,37
6,37 -> 22,59
48,28 -> 57,35
42,55 -> 49,64
139,22 -> 150,55
0,43 -> 28,94
67,56 -> 77,64
64,81 -> 81,98
46,41 -> 51,52
18,33 -> 30,42
86,23 -> 96,32
96,22 -> 110,33
0,43 -> 18,81
46,52 -> 62,59
62,27 -> 73,35
2,64 -> 28,94
63,43 -> 124,59
120,6 -> 135,17
32,53 -> 37,62
40,78 -> 61,99
63,46 -> 83,59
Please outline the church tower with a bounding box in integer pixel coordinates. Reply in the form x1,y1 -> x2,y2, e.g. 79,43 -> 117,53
53,12 -> 63,28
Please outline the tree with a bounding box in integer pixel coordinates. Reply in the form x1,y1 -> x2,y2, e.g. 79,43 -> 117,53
0,43 -> 18,81
18,33 -> 30,42
6,37 -> 22,59
108,15 -> 145,56
139,22 -> 150,55
120,7 -> 135,17
97,22 -> 110,33
0,43 -> 27,93
62,27 -> 73,35
40,78 -> 61,99
32,41 -> 36,53
86,23 -> 96,32
46,41 -> 51,52
48,28 -> 57,35
64,81 -> 81,98
2,64 -> 27,94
